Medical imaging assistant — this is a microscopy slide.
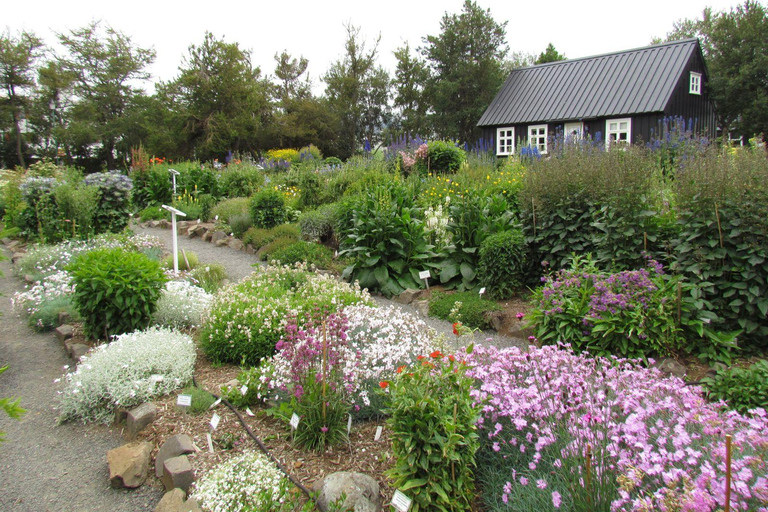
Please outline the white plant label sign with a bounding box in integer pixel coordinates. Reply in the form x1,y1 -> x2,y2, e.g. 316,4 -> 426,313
206,433 -> 214,453
374,426 -> 383,441
246,407 -> 255,417
418,270 -> 431,280
479,287 -> 486,296
210,412 -> 220,430
391,490 -> 412,512
209,398 -> 222,409
176,394 -> 192,407
347,414 -> 353,435
290,413 -> 300,430
240,385 -> 248,396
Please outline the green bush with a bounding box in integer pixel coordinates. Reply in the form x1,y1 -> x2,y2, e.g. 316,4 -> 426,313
478,229 -> 527,299
424,140 -> 466,174
188,263 -> 228,293
250,189 -> 287,229
197,193 -> 216,222
383,346 -> 479,512
218,165 -> 263,198
269,241 -> 334,269
221,365 -> 276,408
702,360 -> 768,415
297,169 -> 321,208
428,291 -> 501,330
54,181 -> 101,240
299,203 -> 340,244
68,247 -> 167,340
83,171 -> 133,234
139,206 -> 170,222
199,263 -> 370,366
228,213 -> 253,239
211,197 -> 250,225
258,235 -> 298,261
243,227 -> 274,249
162,250 -> 199,271
324,156 -> 343,167
179,386 -> 216,414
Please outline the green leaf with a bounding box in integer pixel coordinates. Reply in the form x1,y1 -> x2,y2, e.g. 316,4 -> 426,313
401,478 -> 428,491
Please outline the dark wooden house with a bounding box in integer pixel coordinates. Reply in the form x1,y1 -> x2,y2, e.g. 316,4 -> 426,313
477,39 -> 716,156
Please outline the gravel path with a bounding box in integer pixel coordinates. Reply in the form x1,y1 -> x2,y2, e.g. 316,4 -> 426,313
0,250 -> 162,512
133,223 -> 526,351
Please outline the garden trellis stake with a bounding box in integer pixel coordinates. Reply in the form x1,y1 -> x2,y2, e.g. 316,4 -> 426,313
725,434 -> 732,512
161,205 -> 187,275
169,168 -> 180,195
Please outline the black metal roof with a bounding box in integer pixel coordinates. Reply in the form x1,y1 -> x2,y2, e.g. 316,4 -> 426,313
477,39 -> 701,127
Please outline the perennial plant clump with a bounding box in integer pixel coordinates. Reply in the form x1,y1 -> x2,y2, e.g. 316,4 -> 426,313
467,344 -> 768,512
56,327 -> 196,424
152,280 -> 212,329
12,270 -> 77,331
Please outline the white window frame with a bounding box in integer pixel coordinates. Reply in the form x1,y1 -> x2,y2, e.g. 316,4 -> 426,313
563,122 -> 584,140
689,72 -> 702,95
528,124 -> 548,154
496,127 -> 515,156
606,118 -> 631,148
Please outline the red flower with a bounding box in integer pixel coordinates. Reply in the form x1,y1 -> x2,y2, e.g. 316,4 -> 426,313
452,323 -> 461,336
417,355 -> 425,361
396,365 -> 406,374
430,350 -> 443,359
379,381 -> 389,389
448,354 -> 455,362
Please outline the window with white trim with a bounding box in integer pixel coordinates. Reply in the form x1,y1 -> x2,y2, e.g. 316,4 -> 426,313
528,124 -> 548,154
689,72 -> 702,95
563,122 -> 584,140
606,118 -> 631,147
496,127 -> 515,156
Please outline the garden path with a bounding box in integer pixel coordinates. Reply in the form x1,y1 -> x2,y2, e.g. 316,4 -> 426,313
0,251 -> 163,512
133,223 -> 527,351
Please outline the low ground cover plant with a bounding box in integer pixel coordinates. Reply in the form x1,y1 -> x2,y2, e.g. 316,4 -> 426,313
269,241 -> 334,269
702,359 -> 768,415
429,291 -> 501,330
467,344 -> 768,512
12,270 -> 78,331
187,263 -> 229,294
152,280 -> 212,329
56,327 -> 195,424
199,263 -> 371,366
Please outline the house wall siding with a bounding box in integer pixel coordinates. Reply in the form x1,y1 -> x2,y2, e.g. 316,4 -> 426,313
662,50 -> 717,139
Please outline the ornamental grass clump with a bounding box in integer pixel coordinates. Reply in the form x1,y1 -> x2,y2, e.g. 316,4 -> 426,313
191,451 -> 290,511
467,344 -> 768,512
199,263 -> 371,366
382,346 -> 480,512
56,327 -> 195,424
152,280 -> 212,329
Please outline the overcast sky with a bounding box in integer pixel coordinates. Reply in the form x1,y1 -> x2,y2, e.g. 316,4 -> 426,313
5,0 -> 741,95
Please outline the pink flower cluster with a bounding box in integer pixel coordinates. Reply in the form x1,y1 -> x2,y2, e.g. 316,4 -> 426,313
467,344 -> 768,511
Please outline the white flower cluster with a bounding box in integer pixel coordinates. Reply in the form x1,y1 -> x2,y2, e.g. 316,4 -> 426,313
191,451 -> 288,512
424,199 -> 452,247
13,270 -> 75,316
152,280 -> 212,329
55,327 -> 196,424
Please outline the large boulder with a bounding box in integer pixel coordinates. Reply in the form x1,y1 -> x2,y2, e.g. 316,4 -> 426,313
107,441 -> 153,488
313,472 -> 381,512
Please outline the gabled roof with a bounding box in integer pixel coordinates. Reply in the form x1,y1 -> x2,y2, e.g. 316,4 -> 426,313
477,39 -> 702,127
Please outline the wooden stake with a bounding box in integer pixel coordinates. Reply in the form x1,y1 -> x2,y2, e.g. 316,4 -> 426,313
532,198 -> 537,237
643,231 -> 648,252
715,203 -> 724,249
586,444 -> 592,504
676,282 -> 683,324
725,434 -> 732,512
181,248 -> 191,270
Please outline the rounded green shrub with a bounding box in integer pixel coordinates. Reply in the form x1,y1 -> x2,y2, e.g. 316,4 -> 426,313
162,250 -> 199,271
428,291 -> 502,330
478,229 -> 527,299
250,189 -> 286,229
139,206 -> 169,222
242,227 -> 274,249
702,360 -> 768,415
210,197 -> 250,225
218,165 -> 263,198
188,263 -> 229,293
425,140 -> 466,174
68,247 -> 167,340
228,212 -> 253,239
258,235 -> 298,261
299,203 -> 340,244
269,241 -> 334,268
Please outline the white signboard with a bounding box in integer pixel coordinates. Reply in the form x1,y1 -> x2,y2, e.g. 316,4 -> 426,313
391,490 -> 413,512
290,413 -> 300,430
210,412 -> 220,430
418,270 -> 431,280
209,398 -> 222,409
206,433 -> 214,453
347,414 -> 352,435
479,287 -> 486,296
240,385 -> 248,396
374,426 -> 383,441
176,394 -> 192,407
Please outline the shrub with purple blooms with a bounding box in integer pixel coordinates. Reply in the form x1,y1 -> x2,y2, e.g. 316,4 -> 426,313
467,344 -> 768,512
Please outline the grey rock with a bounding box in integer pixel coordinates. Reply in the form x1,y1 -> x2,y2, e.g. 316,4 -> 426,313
149,220 -> 161,228
201,231 -> 212,243
154,488 -> 186,512
221,379 -> 239,392
412,299 -> 430,317
1,237 -> 11,245
313,472 -> 381,512
507,323 -> 535,340
229,239 -> 244,251
245,244 -> 256,255
12,252 -> 25,264
210,231 -> 228,244
485,310 -> 504,331
162,455 -> 196,493
7,240 -> 21,251
156,434 -> 195,478
24,274 -> 35,284
653,357 -> 687,379
180,499 -> 202,512
115,408 -> 129,424
107,441 -> 153,488
214,238 -> 230,247
187,225 -> 206,239
58,311 -> 72,326
127,402 -> 157,438
396,288 -> 425,305
55,324 -> 74,343
158,219 -> 170,229
69,344 -> 89,360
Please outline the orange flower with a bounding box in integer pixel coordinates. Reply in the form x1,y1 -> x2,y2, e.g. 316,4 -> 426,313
417,355 -> 425,361
430,350 -> 443,359
448,354 -> 455,362
379,381 -> 389,389
396,365 -> 406,373
452,323 -> 461,336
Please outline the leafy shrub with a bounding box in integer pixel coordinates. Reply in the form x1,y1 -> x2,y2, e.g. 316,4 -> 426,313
429,291 -> 501,330
218,165 -> 263,198
258,235 -> 299,261
324,156 -> 343,167
199,263 -> 371,366
83,171 -> 133,234
299,144 -> 323,162
297,168 -> 321,208
56,327 -> 195,424
162,250 -> 199,271
191,451 -> 290,511
172,189 -> 204,221
269,241 -> 334,268
152,280 -> 212,329
266,148 -> 300,164
130,165 -> 173,209
178,386 -> 216,414
228,212 -> 252,239
702,360 -> 768,415
243,227 -> 274,249
188,263 -> 228,293
424,139 -> 466,174
16,176 -> 62,242
299,203 -> 340,244
478,229 -> 527,299
250,188 -> 287,229
54,181 -> 101,239
196,193 -> 216,222
211,197 -> 250,225
139,206 -> 169,222
68,247 -> 167,340
383,347 -> 479,512
340,182 -> 436,296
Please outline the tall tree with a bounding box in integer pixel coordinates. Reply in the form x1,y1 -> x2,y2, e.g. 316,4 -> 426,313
57,21 -> 155,169
420,0 -> 508,142
165,32 -> 274,160
323,23 -> 391,159
392,41 -> 430,138
273,51 -> 311,104
28,60 -> 75,161
535,43 -> 566,64
0,29 -> 44,167
662,2 -> 768,138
